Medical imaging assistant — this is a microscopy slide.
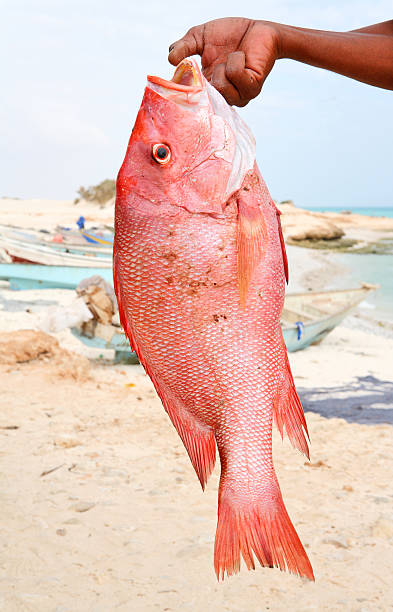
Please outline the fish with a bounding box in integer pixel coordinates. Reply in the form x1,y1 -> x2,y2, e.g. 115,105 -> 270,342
114,58 -> 314,581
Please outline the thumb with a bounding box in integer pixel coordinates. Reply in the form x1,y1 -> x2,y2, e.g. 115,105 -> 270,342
168,27 -> 203,66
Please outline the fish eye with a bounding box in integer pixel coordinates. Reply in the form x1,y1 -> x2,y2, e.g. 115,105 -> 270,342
152,143 -> 171,165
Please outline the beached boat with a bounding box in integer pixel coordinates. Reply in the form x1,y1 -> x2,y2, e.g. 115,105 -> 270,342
0,263 -> 113,290
71,322 -> 139,363
71,284 -> 377,360
56,226 -> 114,247
282,284 -> 378,351
0,224 -> 113,254
0,235 -> 112,267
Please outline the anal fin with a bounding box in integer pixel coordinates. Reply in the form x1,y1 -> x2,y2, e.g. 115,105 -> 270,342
273,334 -> 310,458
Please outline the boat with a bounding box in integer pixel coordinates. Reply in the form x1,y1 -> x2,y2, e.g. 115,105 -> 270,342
0,263 -> 113,290
0,223 -> 113,254
71,321 -> 139,363
70,284 -> 378,360
56,215 -> 113,246
282,284 -> 378,351
0,235 -> 112,267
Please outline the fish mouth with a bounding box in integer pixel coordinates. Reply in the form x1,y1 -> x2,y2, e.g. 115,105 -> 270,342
147,58 -> 204,99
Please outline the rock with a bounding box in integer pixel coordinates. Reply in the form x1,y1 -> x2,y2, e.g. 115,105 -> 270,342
277,202 -> 345,242
56,529 -> 66,536
54,436 -> 81,449
0,330 -> 59,364
70,501 -> 96,513
0,330 -> 90,381
372,518 -> 393,539
322,537 -> 349,549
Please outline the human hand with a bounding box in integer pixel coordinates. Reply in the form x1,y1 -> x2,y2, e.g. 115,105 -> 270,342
168,18 -> 281,106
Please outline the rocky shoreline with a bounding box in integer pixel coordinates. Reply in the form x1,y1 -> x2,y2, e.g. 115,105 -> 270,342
277,200 -> 393,254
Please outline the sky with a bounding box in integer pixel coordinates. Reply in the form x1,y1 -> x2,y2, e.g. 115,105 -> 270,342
1,0 -> 392,207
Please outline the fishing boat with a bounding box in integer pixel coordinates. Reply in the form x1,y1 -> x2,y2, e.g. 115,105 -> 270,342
0,235 -> 112,267
282,284 -> 378,351
0,223 -> 113,253
71,284 -> 378,360
0,263 -> 113,290
71,321 -> 139,363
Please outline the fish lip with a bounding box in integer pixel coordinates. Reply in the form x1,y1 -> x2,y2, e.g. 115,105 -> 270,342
147,58 -> 204,94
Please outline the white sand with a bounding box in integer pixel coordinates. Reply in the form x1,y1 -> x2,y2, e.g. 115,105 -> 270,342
0,198 -> 392,611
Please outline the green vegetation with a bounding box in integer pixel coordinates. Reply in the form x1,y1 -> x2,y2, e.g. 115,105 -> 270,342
74,179 -> 115,205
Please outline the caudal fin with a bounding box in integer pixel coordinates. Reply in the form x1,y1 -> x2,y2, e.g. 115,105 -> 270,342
214,483 -> 314,581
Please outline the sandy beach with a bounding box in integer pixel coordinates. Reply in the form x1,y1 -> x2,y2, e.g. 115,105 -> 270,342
0,199 -> 392,611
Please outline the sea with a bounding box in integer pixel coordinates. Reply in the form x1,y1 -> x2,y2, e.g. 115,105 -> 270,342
303,206 -> 393,323
303,206 -> 393,218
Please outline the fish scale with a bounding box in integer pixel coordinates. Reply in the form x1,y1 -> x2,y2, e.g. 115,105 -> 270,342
114,57 -> 313,581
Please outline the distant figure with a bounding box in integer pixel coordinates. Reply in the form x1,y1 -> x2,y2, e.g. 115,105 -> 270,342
169,18 -> 393,106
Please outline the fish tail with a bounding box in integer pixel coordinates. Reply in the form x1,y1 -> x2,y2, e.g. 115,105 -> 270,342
214,478 -> 314,581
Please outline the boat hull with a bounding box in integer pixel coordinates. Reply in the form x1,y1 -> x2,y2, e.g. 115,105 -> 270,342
0,263 -> 113,290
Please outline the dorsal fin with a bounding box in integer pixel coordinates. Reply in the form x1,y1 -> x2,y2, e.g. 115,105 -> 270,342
274,204 -> 288,284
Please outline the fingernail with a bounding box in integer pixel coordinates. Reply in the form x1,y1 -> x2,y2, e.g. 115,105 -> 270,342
168,43 -> 175,52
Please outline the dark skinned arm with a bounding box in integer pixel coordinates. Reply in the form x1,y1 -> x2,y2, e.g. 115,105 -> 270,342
168,18 -> 393,106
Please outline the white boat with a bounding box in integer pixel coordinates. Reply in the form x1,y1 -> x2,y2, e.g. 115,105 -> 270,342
0,224 -> 113,256
0,234 -> 112,268
282,284 -> 378,351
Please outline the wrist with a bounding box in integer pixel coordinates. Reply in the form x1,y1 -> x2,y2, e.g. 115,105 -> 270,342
254,20 -> 287,60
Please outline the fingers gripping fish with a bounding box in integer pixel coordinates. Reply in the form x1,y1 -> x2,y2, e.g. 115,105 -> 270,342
114,58 -> 313,581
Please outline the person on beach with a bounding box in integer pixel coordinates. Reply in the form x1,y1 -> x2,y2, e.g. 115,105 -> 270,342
168,18 -> 393,107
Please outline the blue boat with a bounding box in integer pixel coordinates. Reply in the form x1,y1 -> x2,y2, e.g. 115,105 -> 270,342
0,263 -> 113,290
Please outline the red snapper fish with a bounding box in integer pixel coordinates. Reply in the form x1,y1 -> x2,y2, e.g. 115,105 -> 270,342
114,58 -> 314,581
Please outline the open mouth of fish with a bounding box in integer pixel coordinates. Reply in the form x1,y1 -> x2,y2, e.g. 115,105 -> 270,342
148,58 -> 203,94
146,58 -> 256,199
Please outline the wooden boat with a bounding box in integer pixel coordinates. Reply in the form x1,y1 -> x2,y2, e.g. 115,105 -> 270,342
0,224 -> 113,255
0,263 -> 113,290
282,284 -> 378,351
0,235 -> 112,267
71,322 -> 139,363
56,226 -> 114,246
71,284 -> 378,360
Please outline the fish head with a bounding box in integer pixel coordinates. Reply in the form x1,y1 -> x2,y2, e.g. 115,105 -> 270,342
117,58 -> 256,215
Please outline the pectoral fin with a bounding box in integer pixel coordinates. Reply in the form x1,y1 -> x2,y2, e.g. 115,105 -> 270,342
237,194 -> 267,307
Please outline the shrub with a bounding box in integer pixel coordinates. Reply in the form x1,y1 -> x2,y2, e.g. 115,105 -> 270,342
74,179 -> 115,205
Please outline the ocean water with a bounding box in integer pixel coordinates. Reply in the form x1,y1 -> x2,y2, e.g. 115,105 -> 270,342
303,206 -> 393,218
333,253 -> 393,322
300,206 -> 392,321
